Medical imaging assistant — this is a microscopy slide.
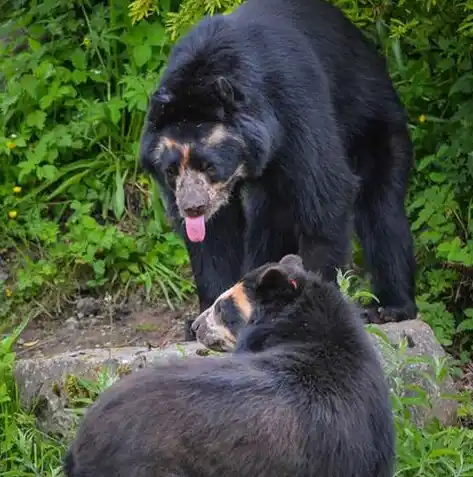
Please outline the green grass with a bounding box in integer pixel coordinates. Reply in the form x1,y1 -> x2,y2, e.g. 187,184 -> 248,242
0,324 -> 65,476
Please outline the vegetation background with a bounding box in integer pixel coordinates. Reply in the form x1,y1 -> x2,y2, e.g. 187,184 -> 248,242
1,0 -> 473,475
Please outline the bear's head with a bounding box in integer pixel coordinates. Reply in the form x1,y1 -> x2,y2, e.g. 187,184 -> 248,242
191,254 -> 311,352
139,18 -> 280,243
140,78 -> 249,244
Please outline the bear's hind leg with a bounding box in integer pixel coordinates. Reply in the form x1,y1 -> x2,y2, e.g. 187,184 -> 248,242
354,128 -> 417,323
241,182 -> 298,274
298,231 -> 352,284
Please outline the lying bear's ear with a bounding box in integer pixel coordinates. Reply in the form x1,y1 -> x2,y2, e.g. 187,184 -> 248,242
255,266 -> 299,301
279,254 -> 305,272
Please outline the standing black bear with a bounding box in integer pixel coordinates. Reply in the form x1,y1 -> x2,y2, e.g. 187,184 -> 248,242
139,0 -> 417,323
64,255 -> 395,477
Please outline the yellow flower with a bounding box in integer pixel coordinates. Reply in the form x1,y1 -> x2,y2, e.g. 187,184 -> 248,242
82,37 -> 91,47
8,210 -> 18,219
13,186 -> 22,194
5,288 -> 13,297
419,114 -> 426,123
6,141 -> 16,149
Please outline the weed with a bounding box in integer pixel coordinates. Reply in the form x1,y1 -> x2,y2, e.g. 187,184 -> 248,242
0,0 -> 193,324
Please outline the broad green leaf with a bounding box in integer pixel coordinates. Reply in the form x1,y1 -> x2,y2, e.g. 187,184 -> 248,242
70,48 -> 87,70
72,69 -> 88,84
26,110 -> 47,130
113,169 -> 128,220
28,37 -> 42,52
133,44 -> 152,68
38,164 -> 58,181
39,94 -> 54,110
107,98 -> 126,125
146,22 -> 167,45
20,74 -> 38,99
456,318 -> 473,332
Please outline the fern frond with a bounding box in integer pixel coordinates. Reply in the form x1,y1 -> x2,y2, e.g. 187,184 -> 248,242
128,0 -> 158,24
165,0 -> 242,41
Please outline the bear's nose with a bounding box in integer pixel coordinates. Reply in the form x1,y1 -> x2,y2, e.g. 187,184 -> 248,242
184,204 -> 206,217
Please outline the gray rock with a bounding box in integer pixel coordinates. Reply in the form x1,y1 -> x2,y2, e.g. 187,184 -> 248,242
13,342 -> 207,438
13,319 -> 458,438
65,317 -> 79,331
75,297 -> 101,317
0,256 -> 10,282
367,319 -> 459,428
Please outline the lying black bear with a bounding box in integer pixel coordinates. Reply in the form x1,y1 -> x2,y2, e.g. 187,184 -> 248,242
139,0 -> 417,324
64,254 -> 395,477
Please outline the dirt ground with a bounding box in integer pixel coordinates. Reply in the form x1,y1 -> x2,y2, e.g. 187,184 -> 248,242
13,292 -> 199,360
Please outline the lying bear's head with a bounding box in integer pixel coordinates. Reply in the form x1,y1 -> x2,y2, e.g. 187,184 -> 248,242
139,18 -> 280,243
191,254 -> 310,351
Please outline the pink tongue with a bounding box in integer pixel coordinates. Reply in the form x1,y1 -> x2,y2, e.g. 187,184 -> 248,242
185,216 -> 206,242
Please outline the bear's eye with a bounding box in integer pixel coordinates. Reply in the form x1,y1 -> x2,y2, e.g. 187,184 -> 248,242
165,165 -> 179,183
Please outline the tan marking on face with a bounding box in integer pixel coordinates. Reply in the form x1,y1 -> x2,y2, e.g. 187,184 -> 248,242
230,282 -> 253,322
203,125 -> 227,146
203,125 -> 247,149
154,136 -> 179,154
181,144 -> 190,168
162,137 -> 178,149
154,137 -> 191,170
192,300 -> 237,351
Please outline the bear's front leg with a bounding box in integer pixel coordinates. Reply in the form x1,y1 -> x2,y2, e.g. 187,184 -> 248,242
178,198 -> 245,340
298,224 -> 352,284
185,198 -> 245,312
240,183 -> 297,274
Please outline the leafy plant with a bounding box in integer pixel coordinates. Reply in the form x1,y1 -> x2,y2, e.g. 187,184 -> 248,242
327,0 -> 473,355
0,0 -> 194,321
0,320 -> 66,476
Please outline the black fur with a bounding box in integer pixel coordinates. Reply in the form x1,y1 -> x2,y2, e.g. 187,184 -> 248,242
139,0 -> 417,323
64,255 -> 395,477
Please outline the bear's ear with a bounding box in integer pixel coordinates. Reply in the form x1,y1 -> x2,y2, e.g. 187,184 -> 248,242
255,266 -> 299,301
279,254 -> 305,272
213,76 -> 235,105
148,87 -> 174,124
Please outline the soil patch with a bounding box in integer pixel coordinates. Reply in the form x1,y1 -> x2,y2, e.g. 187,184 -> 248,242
13,292 -> 199,360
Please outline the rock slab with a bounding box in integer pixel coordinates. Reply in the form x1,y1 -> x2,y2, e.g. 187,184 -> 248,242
13,319 -> 459,437
13,342 -> 206,438
367,319 -> 459,428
